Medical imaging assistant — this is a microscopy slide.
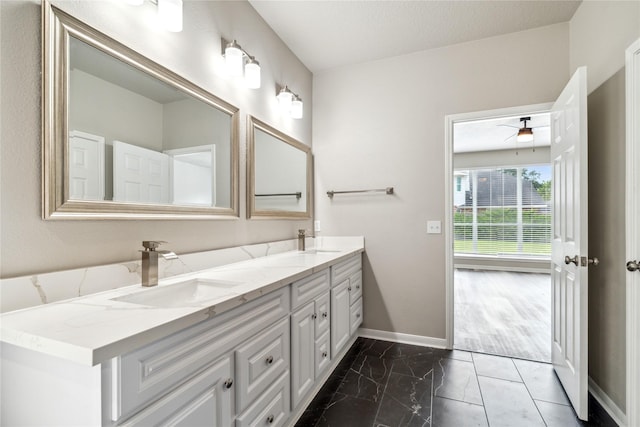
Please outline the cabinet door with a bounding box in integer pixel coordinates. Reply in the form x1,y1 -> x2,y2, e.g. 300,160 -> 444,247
350,297 -> 363,336
119,354 -> 233,427
315,331 -> 331,379
291,301 -> 316,409
331,279 -> 351,357
315,291 -> 330,337
235,318 -> 290,413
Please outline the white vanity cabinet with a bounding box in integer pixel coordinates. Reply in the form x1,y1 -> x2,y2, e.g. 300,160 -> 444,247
330,254 -> 363,357
112,287 -> 290,425
290,270 -> 331,409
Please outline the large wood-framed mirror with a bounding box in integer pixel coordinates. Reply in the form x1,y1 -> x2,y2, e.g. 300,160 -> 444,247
247,116 -> 312,219
42,1 -> 239,219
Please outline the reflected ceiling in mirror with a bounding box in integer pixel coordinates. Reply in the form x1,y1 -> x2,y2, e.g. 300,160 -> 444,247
42,2 -> 239,219
247,116 -> 312,219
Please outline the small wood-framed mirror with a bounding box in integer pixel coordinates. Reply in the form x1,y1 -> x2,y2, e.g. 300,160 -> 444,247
42,1 -> 239,219
247,116 -> 312,219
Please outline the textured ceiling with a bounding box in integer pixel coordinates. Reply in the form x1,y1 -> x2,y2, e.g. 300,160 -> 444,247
249,0 -> 581,73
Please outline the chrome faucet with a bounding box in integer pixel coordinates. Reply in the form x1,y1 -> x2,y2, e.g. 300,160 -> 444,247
140,241 -> 178,287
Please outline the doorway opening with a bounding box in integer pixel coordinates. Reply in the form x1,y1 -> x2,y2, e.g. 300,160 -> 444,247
447,106 -> 552,363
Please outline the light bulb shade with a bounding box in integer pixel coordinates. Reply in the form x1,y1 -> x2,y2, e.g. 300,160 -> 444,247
517,128 -> 534,143
244,58 -> 261,89
158,0 -> 182,32
291,96 -> 303,119
225,41 -> 244,77
277,87 -> 293,112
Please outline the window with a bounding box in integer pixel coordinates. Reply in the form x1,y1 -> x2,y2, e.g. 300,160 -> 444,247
456,176 -> 462,191
454,165 -> 551,258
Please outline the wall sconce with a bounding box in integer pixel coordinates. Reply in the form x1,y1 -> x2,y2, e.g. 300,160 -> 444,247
126,0 -> 183,33
221,38 -> 261,89
277,85 -> 303,119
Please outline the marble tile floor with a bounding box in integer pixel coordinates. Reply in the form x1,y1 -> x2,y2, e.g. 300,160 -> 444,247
295,338 -> 617,427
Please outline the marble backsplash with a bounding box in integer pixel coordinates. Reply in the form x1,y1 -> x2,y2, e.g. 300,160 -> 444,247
0,238 -> 305,314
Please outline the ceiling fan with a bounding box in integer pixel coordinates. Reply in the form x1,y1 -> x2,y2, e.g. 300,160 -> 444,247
498,116 -> 549,154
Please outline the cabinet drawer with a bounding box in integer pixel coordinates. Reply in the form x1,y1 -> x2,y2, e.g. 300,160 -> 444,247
350,297 -> 363,336
115,287 -> 289,420
331,255 -> 362,286
236,372 -> 289,427
119,354 -> 233,427
291,269 -> 330,309
315,291 -> 330,337
315,331 -> 331,379
349,271 -> 362,304
235,317 -> 290,413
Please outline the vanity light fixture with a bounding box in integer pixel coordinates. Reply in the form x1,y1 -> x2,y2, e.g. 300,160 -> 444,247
126,0 -> 183,33
277,85 -> 303,119
222,38 -> 261,89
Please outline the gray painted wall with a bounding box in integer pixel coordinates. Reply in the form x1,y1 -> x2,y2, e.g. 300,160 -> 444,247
313,23 -> 570,340
0,0 -> 312,278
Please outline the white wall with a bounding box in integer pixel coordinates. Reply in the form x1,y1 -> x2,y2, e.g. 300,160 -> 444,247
313,23 -> 570,338
0,0 -> 312,278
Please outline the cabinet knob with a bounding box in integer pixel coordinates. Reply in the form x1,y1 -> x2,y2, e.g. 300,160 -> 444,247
356,313 -> 361,318
322,351 -> 328,358
311,313 -> 317,320
266,355 -> 274,365
348,286 -> 352,291
356,285 -> 360,289
223,378 -> 233,389
267,414 -> 275,424
322,311 -> 328,318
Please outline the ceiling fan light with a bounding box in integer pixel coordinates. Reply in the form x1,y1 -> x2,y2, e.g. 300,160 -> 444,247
517,128 -> 534,143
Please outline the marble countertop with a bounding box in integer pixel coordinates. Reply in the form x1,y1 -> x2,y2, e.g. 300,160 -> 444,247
0,238 -> 364,366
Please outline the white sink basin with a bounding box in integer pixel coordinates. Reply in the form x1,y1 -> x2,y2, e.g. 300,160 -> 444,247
112,278 -> 241,308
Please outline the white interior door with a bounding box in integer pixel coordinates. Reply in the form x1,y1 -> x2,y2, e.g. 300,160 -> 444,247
550,66 -> 589,420
68,130 -> 105,201
625,37 -> 640,427
113,140 -> 169,204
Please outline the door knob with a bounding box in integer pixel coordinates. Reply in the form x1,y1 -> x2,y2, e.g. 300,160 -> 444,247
628,260 -> 639,272
582,256 -> 599,266
565,255 -> 579,266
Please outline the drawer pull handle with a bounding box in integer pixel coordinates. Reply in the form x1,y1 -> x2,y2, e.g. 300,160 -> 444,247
267,414 -> 275,424
322,351 -> 328,358
266,355 -> 274,365
311,313 -> 317,320
223,378 -> 233,389
322,311 -> 328,318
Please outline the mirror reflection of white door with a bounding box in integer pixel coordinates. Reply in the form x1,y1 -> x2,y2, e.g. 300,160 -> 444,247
113,140 -> 169,204
550,66 -> 589,420
68,130 -> 105,201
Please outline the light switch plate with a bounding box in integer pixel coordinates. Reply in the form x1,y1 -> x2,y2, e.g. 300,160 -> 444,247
314,220 -> 321,232
427,220 -> 441,234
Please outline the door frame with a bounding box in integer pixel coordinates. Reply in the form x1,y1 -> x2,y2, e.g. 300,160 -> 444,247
626,37 -> 640,427
444,102 -> 553,349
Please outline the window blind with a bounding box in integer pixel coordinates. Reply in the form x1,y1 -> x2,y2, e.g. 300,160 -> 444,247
454,165 -> 551,258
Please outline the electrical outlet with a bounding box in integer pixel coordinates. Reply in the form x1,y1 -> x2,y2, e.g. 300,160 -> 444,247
427,220 -> 441,234
314,220 -> 321,232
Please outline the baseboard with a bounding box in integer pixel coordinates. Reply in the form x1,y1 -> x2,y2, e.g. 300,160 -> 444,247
358,328 -> 449,349
589,377 -> 627,427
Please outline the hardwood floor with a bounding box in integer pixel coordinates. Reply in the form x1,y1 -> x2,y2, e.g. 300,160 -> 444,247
454,269 -> 551,362
296,338 -> 617,427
